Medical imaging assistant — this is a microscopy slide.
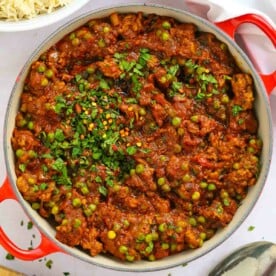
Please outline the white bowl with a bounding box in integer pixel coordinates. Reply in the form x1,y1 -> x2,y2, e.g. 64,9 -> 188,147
0,0 -> 90,32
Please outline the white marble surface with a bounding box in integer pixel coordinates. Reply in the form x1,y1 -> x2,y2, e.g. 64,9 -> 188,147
0,0 -> 275,275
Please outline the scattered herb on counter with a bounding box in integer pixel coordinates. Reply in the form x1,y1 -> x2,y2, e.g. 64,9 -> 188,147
27,221 -> 33,230
45,259 -> 53,269
182,263 -> 188,267
248,225 -> 255,232
5,253 -> 15,260
63,273 -> 70,276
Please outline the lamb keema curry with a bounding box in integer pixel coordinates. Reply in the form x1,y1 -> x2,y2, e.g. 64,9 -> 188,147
12,12 -> 261,262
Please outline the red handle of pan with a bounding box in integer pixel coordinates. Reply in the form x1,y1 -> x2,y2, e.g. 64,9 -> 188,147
0,177 -> 63,260
215,13 -> 276,95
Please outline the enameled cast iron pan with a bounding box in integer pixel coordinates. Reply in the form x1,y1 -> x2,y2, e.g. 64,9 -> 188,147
0,4 -> 275,272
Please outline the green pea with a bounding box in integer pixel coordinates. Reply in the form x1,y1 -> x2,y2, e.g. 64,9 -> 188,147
72,198 -> 82,207
160,75 -> 167,83
18,118 -> 27,127
157,177 -> 166,186
162,183 -> 171,192
32,202 -> 40,210
249,139 -> 256,145
130,169 -> 136,176
220,191 -> 229,198
83,208 -> 93,217
27,121 -> 34,130
207,183 -> 216,191
145,233 -> 153,243
175,226 -> 183,233
148,254 -> 155,261
16,149 -> 25,158
170,243 -> 177,252
81,186 -> 89,195
158,223 -> 167,232
37,65 -> 46,73
190,115 -> 199,122
152,232 -> 159,241
182,173 -> 191,182
171,116 -> 182,127
221,94 -> 229,103
103,26 -> 110,33
181,162 -> 189,171
89,204 -> 97,211
139,107 -> 146,116
213,99 -> 221,109
28,150 -> 37,158
119,245 -> 128,254
123,219 -> 130,227
192,191 -> 201,201
51,205 -> 59,215
135,163 -> 145,174
174,144 -> 182,153
223,198 -> 230,206
126,255 -> 134,262
45,69 -> 54,78
107,230 -> 116,239
73,218 -> 82,228
72,37 -> 80,46
161,243 -> 170,250
136,233 -> 145,242
177,127 -> 185,136
41,77 -> 49,86
232,162 -> 240,170
69,32 -> 76,40
197,216 -> 206,224
189,217 -> 197,226
199,232 -> 207,240
162,21 -> 171,29
98,38 -> 106,48
200,181 -> 208,189
161,31 -> 170,41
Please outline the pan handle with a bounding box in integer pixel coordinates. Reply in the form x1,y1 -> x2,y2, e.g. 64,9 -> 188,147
215,14 -> 276,95
0,177 -> 63,260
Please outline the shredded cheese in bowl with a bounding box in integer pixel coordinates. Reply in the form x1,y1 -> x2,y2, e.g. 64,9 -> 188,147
0,0 -> 72,21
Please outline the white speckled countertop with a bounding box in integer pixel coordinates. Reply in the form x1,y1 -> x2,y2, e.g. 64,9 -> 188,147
0,0 -> 275,275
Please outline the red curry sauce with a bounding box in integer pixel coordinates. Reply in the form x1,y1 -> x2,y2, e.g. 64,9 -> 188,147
12,13 -> 261,262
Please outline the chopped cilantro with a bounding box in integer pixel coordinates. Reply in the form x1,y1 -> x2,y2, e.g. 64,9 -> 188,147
232,105 -> 243,116
19,163 -> 26,172
126,146 -> 137,155
99,185 -> 107,196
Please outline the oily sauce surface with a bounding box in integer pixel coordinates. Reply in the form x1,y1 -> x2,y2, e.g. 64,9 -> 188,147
12,13 -> 261,262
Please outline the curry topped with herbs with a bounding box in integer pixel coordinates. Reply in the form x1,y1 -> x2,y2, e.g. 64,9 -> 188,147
12,12 -> 261,262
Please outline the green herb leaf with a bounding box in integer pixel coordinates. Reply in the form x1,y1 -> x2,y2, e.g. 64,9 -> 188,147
126,146 -> 137,155
248,225 -> 255,231
99,185 -> 107,196
232,105 -> 243,116
45,259 -> 53,269
5,253 -> 15,260
27,221 -> 33,230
